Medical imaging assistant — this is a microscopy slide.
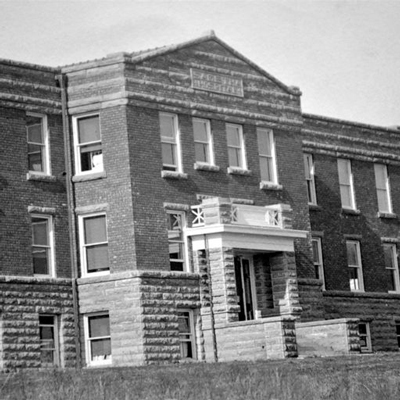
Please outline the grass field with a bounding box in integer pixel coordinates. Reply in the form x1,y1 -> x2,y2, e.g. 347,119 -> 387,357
1,353 -> 400,400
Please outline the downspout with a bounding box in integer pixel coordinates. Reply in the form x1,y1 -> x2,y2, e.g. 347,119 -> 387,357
204,234 -> 218,362
56,73 -> 81,368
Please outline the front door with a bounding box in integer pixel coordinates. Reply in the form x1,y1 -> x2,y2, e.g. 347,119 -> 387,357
234,255 -> 256,321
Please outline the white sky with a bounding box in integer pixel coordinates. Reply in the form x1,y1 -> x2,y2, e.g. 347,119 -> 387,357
1,0 -> 399,127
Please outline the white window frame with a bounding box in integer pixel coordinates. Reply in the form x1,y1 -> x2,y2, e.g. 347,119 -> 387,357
39,315 -> 60,367
193,118 -> 214,165
338,159 -> 356,210
27,112 -> 50,175
78,213 -> 109,277
177,309 -> 197,360
312,237 -> 325,290
383,243 -> 400,293
84,313 -> 112,366
166,210 -> 188,272
304,154 -> 317,205
73,113 -> 103,175
346,240 -> 364,292
160,112 -> 182,172
257,128 -> 277,183
359,322 -> 372,352
226,123 -> 247,169
374,164 -> 392,213
31,214 -> 55,277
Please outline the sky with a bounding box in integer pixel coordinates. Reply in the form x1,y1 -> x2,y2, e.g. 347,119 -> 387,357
0,0 -> 399,127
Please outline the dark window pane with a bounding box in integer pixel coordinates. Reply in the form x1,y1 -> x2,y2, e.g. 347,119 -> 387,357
78,116 -> 100,144
89,315 -> 110,337
86,244 -> 109,272
91,338 -> 111,360
84,216 -> 107,244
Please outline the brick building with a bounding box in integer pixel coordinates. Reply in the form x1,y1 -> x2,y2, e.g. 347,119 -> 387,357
1,31 -> 399,369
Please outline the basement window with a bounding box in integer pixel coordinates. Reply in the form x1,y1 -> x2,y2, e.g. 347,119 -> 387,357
39,315 -> 60,367
85,313 -> 112,366
359,322 -> 372,352
178,310 -> 196,359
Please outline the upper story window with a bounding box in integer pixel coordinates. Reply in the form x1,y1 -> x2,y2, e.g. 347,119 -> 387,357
383,243 -> 400,293
346,240 -> 364,292
226,124 -> 246,169
193,118 -> 213,164
79,213 -> 109,276
312,237 -> 325,290
160,113 -> 181,172
304,154 -> 317,205
167,211 -> 186,271
74,114 -> 103,174
31,215 -> 54,277
39,315 -> 59,367
257,128 -> 277,183
374,164 -> 392,213
27,113 -> 50,175
337,159 -> 356,210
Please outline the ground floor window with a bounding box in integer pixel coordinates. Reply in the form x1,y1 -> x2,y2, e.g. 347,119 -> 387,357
359,322 -> 372,352
39,315 -> 59,366
396,322 -> 400,348
178,310 -> 196,359
84,313 -> 111,366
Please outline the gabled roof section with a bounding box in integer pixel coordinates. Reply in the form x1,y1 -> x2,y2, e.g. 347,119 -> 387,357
128,31 -> 301,96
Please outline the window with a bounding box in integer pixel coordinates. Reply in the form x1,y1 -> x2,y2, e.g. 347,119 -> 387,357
27,113 -> 50,174
383,243 -> 400,293
167,211 -> 186,271
359,322 -> 372,352
226,124 -> 246,169
79,214 -> 109,276
160,113 -> 181,171
337,159 -> 356,209
304,154 -> 317,205
178,310 -> 196,359
193,118 -> 213,164
74,114 -> 103,174
395,322 -> 400,348
374,164 -> 392,213
312,238 -> 325,290
257,128 -> 277,182
85,314 -> 111,366
39,315 -> 59,367
346,240 -> 364,291
31,215 -> 54,276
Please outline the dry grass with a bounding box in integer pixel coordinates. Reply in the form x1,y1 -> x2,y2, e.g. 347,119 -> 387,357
1,353 -> 400,399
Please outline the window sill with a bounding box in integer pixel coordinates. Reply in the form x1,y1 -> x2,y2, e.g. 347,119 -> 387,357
227,167 -> 252,176
161,171 -> 188,180
72,171 -> 107,182
342,208 -> 361,215
194,162 -> 220,172
259,181 -> 282,191
309,204 -> 322,211
26,172 -> 57,182
378,212 -> 398,219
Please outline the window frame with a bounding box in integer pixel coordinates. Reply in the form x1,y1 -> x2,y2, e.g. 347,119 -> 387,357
359,322 -> 372,353
337,159 -> 356,210
78,212 -> 109,277
304,153 -> 317,205
257,128 -> 277,184
166,210 -> 187,272
383,243 -> 400,293
39,314 -> 60,367
312,237 -> 325,290
159,112 -> 182,172
31,214 -> 55,277
226,123 -> 247,170
374,164 -> 392,213
395,321 -> 400,349
26,112 -> 50,175
193,118 -> 214,165
84,313 -> 112,367
73,113 -> 103,176
346,240 -> 364,292
177,309 -> 197,360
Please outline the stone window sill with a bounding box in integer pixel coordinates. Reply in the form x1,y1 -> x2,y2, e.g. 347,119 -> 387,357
26,172 -> 57,182
227,167 -> 252,176
161,170 -> 188,180
342,208 -> 361,215
377,212 -> 397,219
194,162 -> 220,172
309,204 -> 322,211
259,181 -> 283,191
72,171 -> 107,182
